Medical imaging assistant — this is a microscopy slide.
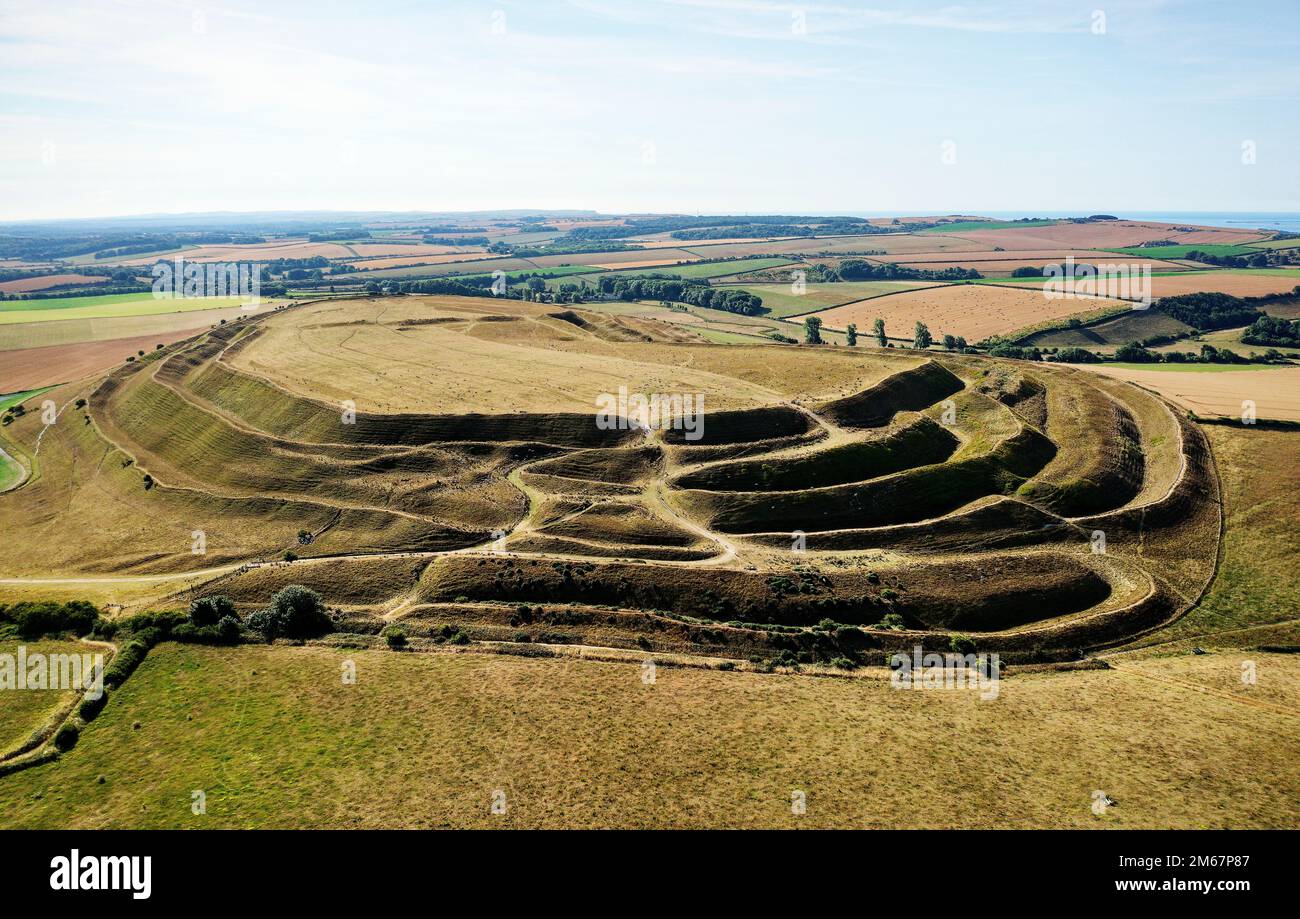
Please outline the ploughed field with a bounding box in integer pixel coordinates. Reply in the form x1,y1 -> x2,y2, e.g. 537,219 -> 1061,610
0,295 -> 1220,662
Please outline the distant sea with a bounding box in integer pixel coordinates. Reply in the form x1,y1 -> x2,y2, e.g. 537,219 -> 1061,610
845,211 -> 1300,233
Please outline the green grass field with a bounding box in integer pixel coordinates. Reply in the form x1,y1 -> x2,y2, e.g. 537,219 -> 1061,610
1116,425 -> 1300,652
1245,237 -> 1300,251
0,445 -> 26,491
0,294 -> 256,326
719,280 -> 946,318
918,219 -> 1059,234
1103,244 -> 1260,260
0,640 -> 1294,828
0,639 -> 86,756
0,386 -> 55,413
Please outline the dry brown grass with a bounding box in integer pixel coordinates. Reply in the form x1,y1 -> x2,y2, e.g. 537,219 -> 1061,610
953,221 -> 1268,250
806,283 -> 1116,341
1075,365 -> 1300,422
229,297 -> 911,414
0,274 -> 111,294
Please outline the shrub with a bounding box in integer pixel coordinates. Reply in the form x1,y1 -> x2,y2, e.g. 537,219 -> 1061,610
874,612 -> 905,630
717,661 -> 736,671
829,656 -> 858,670
189,595 -> 235,627
78,690 -> 108,722
247,585 -> 333,640
53,723 -> 80,752
950,635 -> 976,655
4,600 -> 101,638
116,609 -> 185,638
384,627 -> 408,650
103,637 -> 152,689
215,615 -> 242,644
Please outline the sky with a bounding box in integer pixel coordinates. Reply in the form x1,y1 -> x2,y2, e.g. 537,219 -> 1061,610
1,0 -> 1298,221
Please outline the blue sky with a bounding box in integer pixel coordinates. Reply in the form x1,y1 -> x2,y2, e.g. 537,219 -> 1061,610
1,0 -> 1297,220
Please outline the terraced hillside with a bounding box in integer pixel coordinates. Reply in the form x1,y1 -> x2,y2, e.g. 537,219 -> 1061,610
0,295 -> 1219,663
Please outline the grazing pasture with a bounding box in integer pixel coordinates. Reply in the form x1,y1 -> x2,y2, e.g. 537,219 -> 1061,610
0,642 -> 1292,829
0,640 -> 87,756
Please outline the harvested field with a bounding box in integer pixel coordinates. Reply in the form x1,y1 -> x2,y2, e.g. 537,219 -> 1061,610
349,243 -> 484,258
357,256 -> 532,279
0,329 -> 226,392
951,220 -> 1269,251
676,234 -> 986,259
805,283 -> 1117,341
0,294 -> 266,326
629,235 -> 803,249
532,249 -> 700,269
0,305 -> 253,352
584,258 -> 700,270
1075,364 -> 1300,422
0,274 -> 111,294
886,256 -> 1185,277
999,269 -> 1300,299
114,239 -> 358,265
1144,270 -> 1300,298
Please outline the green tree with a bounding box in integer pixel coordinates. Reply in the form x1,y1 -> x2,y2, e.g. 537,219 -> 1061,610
189,595 -> 235,627
914,321 -> 933,350
872,318 -> 886,347
845,323 -> 857,346
942,334 -> 957,351
804,316 -> 823,345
